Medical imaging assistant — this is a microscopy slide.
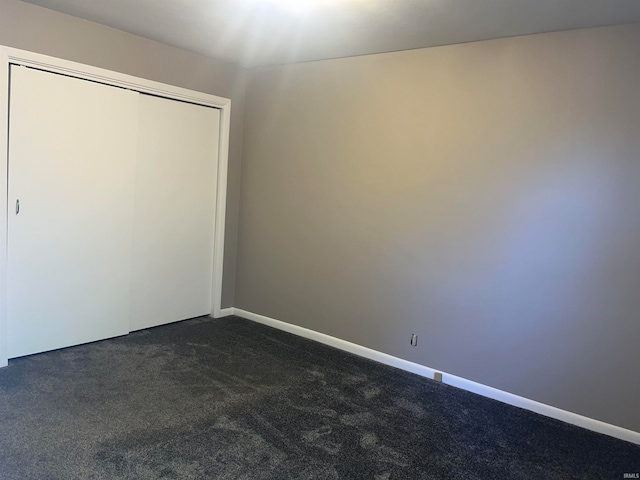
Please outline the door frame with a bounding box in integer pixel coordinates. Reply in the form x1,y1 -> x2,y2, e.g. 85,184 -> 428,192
0,46 -> 232,367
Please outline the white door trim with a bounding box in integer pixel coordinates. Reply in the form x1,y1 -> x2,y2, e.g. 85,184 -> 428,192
0,46 -> 232,367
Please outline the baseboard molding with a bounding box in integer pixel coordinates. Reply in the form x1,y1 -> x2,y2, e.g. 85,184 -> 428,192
215,308 -> 235,318
230,307 -> 640,446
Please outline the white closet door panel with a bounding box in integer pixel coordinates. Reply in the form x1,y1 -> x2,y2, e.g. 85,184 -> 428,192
130,95 -> 220,331
7,66 -> 138,358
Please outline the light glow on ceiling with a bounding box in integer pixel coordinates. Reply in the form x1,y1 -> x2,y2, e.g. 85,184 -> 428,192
244,0 -> 346,17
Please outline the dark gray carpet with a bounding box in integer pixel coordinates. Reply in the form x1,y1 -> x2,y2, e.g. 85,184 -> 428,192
0,316 -> 638,479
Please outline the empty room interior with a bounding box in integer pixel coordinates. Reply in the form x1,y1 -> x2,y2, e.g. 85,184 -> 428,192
0,0 -> 639,478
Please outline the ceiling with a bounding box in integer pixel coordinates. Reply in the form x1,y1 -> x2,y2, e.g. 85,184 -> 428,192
21,0 -> 640,67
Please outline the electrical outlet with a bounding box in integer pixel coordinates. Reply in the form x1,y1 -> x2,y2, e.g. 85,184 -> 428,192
410,334 -> 418,347
434,372 -> 443,382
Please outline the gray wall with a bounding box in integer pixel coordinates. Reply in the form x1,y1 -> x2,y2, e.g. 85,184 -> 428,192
0,0 -> 245,308
237,24 -> 640,432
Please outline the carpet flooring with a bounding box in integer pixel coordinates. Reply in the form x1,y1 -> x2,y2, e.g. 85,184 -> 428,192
0,316 -> 638,479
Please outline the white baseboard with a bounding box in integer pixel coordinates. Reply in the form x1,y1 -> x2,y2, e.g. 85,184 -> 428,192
230,307 -> 640,446
214,308 -> 235,318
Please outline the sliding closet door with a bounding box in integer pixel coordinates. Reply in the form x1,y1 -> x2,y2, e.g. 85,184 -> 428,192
129,95 -> 220,331
7,66 -> 138,358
